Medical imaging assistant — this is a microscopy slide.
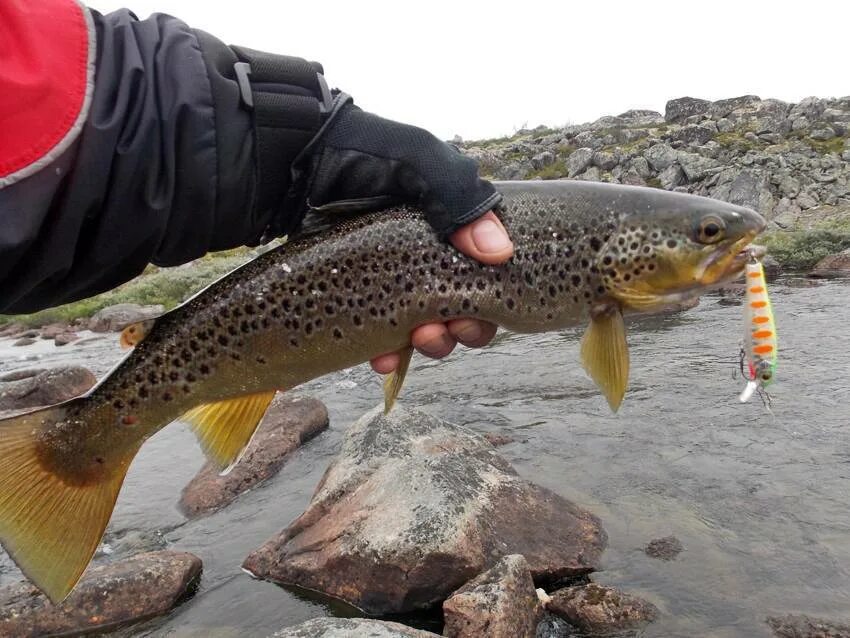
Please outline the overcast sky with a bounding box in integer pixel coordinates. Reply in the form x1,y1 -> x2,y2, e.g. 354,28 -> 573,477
87,0 -> 849,141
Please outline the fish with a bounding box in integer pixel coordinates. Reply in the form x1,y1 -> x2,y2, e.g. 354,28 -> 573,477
0,180 -> 765,602
739,255 -> 777,403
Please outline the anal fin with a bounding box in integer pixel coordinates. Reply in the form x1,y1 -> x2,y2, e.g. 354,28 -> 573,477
580,307 -> 630,412
383,346 -> 414,413
181,390 -> 277,473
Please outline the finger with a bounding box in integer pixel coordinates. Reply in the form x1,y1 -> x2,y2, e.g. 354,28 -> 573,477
449,211 -> 514,265
411,323 -> 457,359
370,351 -> 401,374
447,319 -> 498,348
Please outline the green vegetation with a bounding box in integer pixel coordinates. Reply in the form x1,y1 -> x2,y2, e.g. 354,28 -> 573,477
762,222 -> 850,270
712,132 -> 762,152
645,177 -> 663,189
1,252 -> 253,327
527,159 -> 568,180
800,133 -> 847,155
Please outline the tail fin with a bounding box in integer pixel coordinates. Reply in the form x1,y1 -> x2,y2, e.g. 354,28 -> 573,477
0,402 -> 136,603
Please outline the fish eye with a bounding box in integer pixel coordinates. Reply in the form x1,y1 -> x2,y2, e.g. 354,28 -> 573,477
696,216 -> 725,244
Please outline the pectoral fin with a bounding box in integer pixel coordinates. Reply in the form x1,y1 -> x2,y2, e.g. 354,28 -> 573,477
580,307 -> 630,412
181,390 -> 277,473
119,319 -> 156,349
383,346 -> 414,413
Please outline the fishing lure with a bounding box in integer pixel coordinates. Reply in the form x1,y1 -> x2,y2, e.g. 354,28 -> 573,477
739,253 -> 777,403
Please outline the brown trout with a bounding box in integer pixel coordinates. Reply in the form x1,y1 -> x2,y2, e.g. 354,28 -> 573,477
0,181 -> 765,601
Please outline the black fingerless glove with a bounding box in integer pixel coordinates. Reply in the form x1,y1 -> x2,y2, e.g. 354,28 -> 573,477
296,99 -> 502,237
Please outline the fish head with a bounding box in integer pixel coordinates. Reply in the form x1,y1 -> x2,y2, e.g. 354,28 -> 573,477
598,189 -> 767,311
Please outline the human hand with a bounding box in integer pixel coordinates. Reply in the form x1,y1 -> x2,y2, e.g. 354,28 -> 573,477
369,211 -> 513,374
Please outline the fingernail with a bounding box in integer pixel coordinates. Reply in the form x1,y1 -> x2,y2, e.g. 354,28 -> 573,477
455,323 -> 482,343
471,218 -> 511,254
420,334 -> 453,356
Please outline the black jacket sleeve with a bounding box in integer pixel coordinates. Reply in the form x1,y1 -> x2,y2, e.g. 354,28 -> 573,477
0,9 -> 258,314
0,8 -> 498,315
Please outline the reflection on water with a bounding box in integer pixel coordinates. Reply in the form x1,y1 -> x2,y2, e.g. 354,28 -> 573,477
1,279 -> 848,637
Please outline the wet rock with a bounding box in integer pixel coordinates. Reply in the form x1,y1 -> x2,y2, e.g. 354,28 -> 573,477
766,614 -> 850,638
546,584 -> 658,633
644,535 -> 684,560
484,432 -> 515,447
0,322 -> 26,337
270,618 -> 439,637
180,395 -> 329,518
443,554 -> 541,638
0,366 -> 96,411
809,248 -> 850,278
0,551 -> 202,638
243,405 -> 606,615
89,303 -> 164,332
39,323 -> 74,339
54,332 -> 80,346
12,338 -> 36,347
762,254 -> 782,280
665,97 -> 711,123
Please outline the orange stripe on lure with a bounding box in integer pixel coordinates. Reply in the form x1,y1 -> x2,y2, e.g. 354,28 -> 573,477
739,255 -> 777,403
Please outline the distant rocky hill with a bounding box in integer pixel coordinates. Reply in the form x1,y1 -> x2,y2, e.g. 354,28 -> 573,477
460,96 -> 850,241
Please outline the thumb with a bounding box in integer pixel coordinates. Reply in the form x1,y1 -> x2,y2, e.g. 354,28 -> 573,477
449,211 -> 514,265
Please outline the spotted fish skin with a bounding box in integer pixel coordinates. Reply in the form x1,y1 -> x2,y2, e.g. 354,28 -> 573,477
39,181 -> 767,471
0,181 -> 767,603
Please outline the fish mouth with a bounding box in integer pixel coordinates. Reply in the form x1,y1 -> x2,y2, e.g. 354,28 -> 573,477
697,230 -> 765,286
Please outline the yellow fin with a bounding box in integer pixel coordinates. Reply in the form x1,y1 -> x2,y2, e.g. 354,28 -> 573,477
383,346 -> 414,414
181,391 -> 277,472
0,402 -> 137,603
580,308 -> 630,412
119,319 -> 156,349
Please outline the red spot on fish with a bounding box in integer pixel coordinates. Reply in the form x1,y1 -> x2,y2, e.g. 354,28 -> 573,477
121,415 -> 139,425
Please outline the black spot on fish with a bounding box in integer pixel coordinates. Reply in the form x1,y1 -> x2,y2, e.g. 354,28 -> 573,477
217,335 -> 229,346
590,237 -> 602,251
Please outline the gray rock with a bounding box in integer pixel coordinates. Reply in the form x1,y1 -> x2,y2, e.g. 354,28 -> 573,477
574,166 -> 602,182
658,164 -> 685,189
616,109 -> 665,127
665,97 -> 711,123
792,116 -> 811,131
644,536 -> 684,560
270,618 -> 439,637
0,366 -> 96,411
54,333 -> 79,347
12,338 -> 36,347
546,584 -> 658,633
677,152 -> 722,182
790,96 -> 827,121
619,169 -> 647,187
766,614 -> 850,638
242,406 -> 606,615
567,148 -> 594,177
772,198 -> 802,228
0,551 -> 202,638
779,175 -> 802,198
180,395 -> 329,518
710,95 -> 762,119
630,156 -> 652,178
89,303 -> 164,333
643,143 -> 678,172
811,126 -> 837,141
592,151 -> 618,171
797,190 -> 820,210
669,124 -> 716,146
716,117 -> 735,133
443,554 -> 541,638
531,151 -> 556,170
810,248 -> 850,278
495,162 -> 531,181
714,169 -> 774,215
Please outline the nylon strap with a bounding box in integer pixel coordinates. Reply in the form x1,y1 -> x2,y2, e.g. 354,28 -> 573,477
231,46 -> 332,236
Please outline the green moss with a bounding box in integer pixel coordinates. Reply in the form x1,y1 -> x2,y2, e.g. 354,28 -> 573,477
527,159 -> 568,180
645,177 -> 663,189
1,253 -> 251,327
713,132 -> 761,152
761,226 -> 850,270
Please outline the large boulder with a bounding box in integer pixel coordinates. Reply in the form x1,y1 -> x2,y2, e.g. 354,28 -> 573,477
443,554 -> 541,638
243,406 -> 606,615
665,97 -> 711,123
270,618 -> 439,637
809,248 -> 850,278
89,303 -> 164,332
180,395 -> 329,517
0,366 -> 96,412
546,583 -> 658,634
0,551 -> 201,637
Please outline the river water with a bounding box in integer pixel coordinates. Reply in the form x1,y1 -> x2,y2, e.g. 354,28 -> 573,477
0,278 -> 848,637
